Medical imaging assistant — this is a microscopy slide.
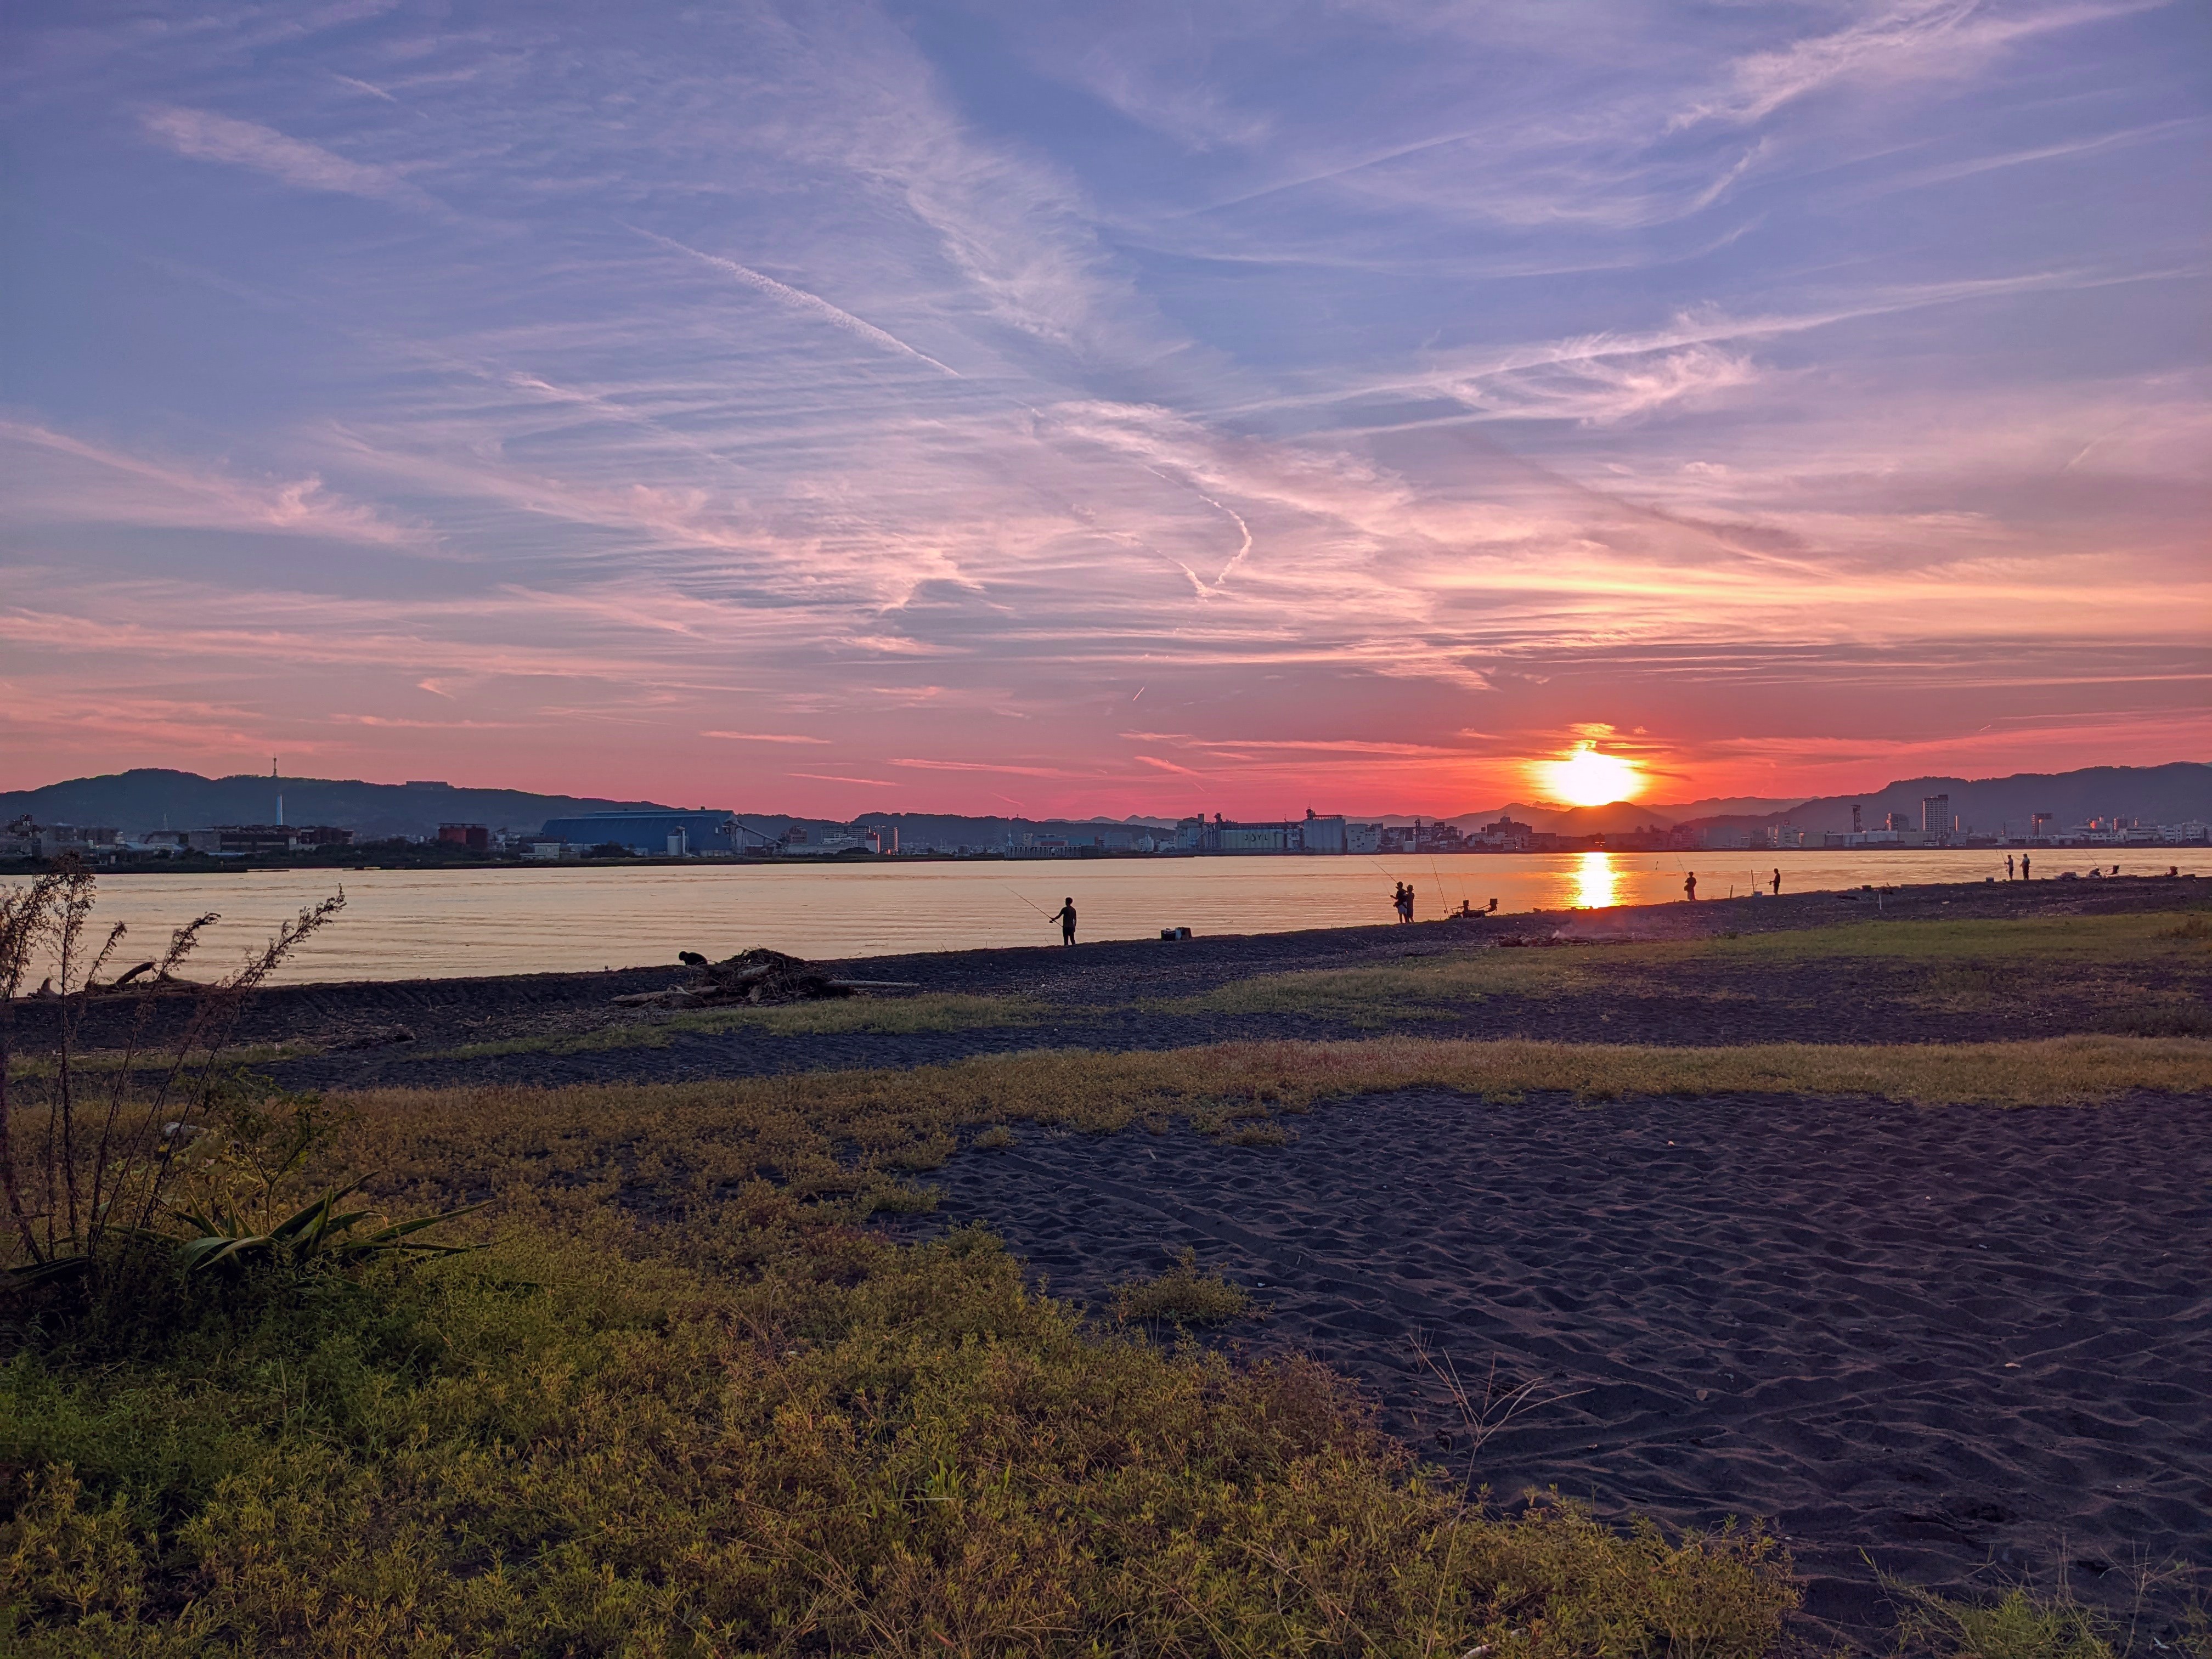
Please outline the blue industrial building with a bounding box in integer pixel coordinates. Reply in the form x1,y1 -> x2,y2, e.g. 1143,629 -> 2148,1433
538,810 -> 738,855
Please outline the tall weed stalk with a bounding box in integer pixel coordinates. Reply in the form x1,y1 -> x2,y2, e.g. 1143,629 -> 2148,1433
0,862 -> 343,1298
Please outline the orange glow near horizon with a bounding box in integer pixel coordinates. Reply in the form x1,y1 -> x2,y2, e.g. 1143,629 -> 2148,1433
1536,744 -> 1646,809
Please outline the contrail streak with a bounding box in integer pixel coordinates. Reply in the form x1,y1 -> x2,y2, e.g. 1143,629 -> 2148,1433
633,227 -> 960,376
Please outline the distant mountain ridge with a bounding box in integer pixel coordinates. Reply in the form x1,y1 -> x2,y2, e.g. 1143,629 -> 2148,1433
3,763 -> 2203,844
0,770 -> 683,843
1767,764 -> 2212,835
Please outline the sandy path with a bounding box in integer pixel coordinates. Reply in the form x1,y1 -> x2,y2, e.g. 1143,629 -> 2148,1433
894,1087 -> 2212,1634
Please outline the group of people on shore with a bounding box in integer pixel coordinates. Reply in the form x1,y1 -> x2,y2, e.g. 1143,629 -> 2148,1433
1679,869 -> 1784,901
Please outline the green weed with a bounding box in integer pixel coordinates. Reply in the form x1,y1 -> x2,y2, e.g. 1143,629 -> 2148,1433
1893,1584 -> 2116,1659
1110,1246 -> 1254,1327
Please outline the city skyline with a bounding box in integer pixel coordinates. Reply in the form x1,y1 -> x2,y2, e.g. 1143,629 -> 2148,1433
3,1 -> 2207,818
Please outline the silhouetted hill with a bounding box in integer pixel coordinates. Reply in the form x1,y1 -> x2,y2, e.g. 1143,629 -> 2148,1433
0,770 -> 682,842
1774,763 -> 2212,835
6,764 -> 2203,846
1444,797 -> 1802,834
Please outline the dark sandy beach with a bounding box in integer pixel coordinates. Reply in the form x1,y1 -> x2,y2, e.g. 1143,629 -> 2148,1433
887,1087 -> 2212,1635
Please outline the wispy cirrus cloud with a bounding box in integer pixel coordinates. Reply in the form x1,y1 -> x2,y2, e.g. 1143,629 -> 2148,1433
138,105 -> 441,211
0,421 -> 433,547
0,0 -> 2200,810
1680,0 -> 2154,128
633,228 -> 963,377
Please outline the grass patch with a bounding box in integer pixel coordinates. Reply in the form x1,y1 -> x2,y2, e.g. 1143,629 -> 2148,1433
1110,1246 -> 1255,1327
1220,1120 -> 1294,1147
424,991 -> 1043,1060
5,1041 -> 320,1081
1891,1583 -> 2123,1659
1162,911 -> 2212,1023
1164,951 -> 1596,1022
1689,909 -> 2212,967
2,1209 -> 1798,1655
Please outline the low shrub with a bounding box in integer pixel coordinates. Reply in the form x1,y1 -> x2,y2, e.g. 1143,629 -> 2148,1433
1110,1245 -> 1254,1327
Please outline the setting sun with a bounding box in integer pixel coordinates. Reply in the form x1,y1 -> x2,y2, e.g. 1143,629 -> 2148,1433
1538,743 -> 1645,808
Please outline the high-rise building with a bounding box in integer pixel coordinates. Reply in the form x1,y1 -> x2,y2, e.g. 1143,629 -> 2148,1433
1921,794 -> 1951,838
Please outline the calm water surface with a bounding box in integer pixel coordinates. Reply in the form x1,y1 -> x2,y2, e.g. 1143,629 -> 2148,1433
47,848 -> 2212,985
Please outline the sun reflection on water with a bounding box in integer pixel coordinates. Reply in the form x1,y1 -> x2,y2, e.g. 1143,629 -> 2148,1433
1572,849 -> 1618,910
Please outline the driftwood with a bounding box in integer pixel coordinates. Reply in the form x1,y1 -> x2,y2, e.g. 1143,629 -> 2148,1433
19,963 -> 201,1001
613,949 -> 914,1009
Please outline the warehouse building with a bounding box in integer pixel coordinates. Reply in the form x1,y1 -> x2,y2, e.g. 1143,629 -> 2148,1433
538,810 -> 737,856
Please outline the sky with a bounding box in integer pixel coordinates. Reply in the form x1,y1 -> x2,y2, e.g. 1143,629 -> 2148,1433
2,0 -> 2207,819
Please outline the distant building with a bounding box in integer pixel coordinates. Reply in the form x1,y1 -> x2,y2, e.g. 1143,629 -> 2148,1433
206,825 -> 353,856
1471,816 -> 1532,850
1168,813 -> 1351,854
439,823 -> 490,852
1300,810 -> 1347,853
539,810 -> 736,855
1921,794 -> 1951,839
1,819 -> 122,859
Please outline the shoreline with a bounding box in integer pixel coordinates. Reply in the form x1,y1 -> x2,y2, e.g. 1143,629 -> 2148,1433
9,844 -> 2204,878
25,875 -> 2210,1091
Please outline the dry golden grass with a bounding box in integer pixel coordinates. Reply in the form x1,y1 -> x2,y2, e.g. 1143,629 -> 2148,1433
424,991 -> 1043,1060
327,1035 -> 2212,1223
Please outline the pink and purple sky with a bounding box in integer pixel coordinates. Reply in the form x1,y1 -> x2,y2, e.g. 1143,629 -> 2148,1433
3,0 -> 2207,818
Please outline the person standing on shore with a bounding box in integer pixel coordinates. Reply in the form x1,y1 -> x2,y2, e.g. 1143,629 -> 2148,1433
1684,872 -> 1697,901
1770,868 -> 1781,896
2006,854 -> 2015,880
1052,896 -> 1077,945
2022,854 -> 2031,880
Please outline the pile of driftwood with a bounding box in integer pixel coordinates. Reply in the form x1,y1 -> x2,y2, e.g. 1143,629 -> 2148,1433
24,961 -> 200,998
612,949 -> 911,1009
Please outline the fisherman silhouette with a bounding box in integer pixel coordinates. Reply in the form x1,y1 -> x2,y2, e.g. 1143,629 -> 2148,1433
1052,897 -> 1077,945
1684,872 -> 1697,901
1770,868 -> 1781,896
2022,855 -> 2031,880
1392,882 -> 1412,923
2006,854 -> 2015,881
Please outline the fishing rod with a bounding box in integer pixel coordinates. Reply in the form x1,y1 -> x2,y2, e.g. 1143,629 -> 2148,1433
995,882 -> 1056,921
1366,856 -> 1409,920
